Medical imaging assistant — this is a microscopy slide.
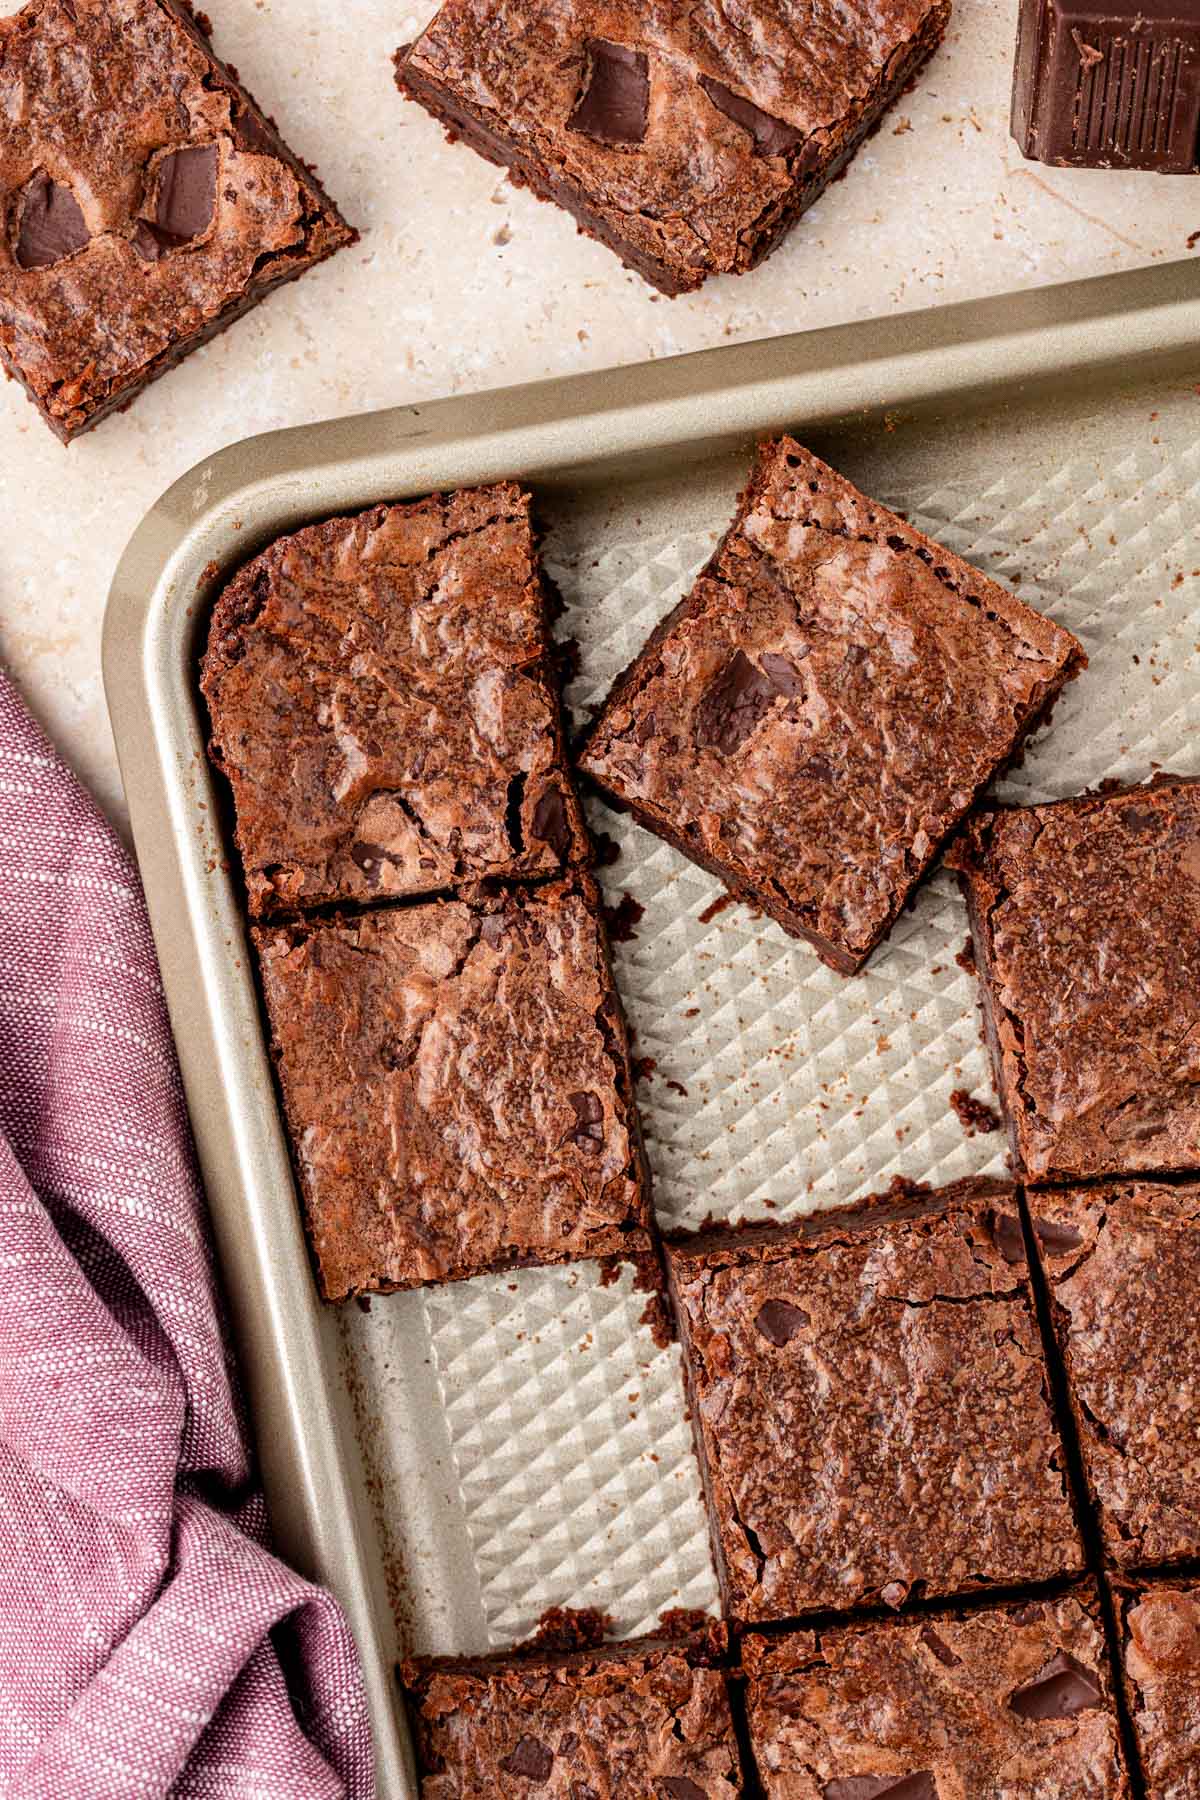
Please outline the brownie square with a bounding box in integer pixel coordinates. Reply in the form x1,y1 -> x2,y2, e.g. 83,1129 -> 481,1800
664,1179 -> 1084,1624
0,0 -> 353,442
401,1633 -> 742,1797
579,440 -> 1085,974
202,484 -> 590,918
949,777 -> 1200,1181
254,874 -> 650,1299
394,1 -> 950,296
1028,1180 -> 1200,1570
743,1585 -> 1129,1797
1113,1578 -> 1200,1799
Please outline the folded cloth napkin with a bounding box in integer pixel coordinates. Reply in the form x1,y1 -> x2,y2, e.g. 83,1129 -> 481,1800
0,670 -> 375,1800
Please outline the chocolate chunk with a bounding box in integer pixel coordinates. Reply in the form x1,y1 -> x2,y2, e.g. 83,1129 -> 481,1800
661,1781 -> 708,1800
232,102 -> 278,156
479,912 -> 506,946
568,1089 -> 605,1153
1032,1217 -> 1084,1255
824,1777 -> 936,1800
753,1298 -> 809,1345
531,785 -> 570,858
759,650 -> 807,696
698,650 -> 784,755
919,1626 -> 961,1667
990,1210 -> 1026,1265
153,143 -> 218,243
700,75 -> 806,156
1011,0 -> 1200,172
569,40 -> 650,145
500,1735 -> 555,1780
1009,1650 -> 1103,1720
14,173 -> 89,270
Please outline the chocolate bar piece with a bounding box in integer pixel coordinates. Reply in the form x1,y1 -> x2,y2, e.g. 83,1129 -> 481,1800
1012,0 -> 1200,170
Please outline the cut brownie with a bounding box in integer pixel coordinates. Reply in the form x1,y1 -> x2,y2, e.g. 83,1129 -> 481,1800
394,1 -> 950,296
949,777 -> 1200,1181
254,874 -> 651,1299
664,1179 -> 1084,1624
1027,1180 -> 1200,1570
401,1632 -> 742,1797
1113,1578 -> 1200,1800
0,0 -> 354,441
743,1585 -> 1129,1797
579,440 -> 1085,974
202,484 -> 589,918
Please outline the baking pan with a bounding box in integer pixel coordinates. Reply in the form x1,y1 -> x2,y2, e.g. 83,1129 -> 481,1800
103,256 -> 1200,1796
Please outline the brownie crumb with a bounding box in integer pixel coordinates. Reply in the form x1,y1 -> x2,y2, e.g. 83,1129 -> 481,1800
355,1294 -> 372,1313
603,892 -> 645,943
632,1055 -> 657,1083
657,1607 -> 716,1638
555,636 -> 582,686
956,936 -> 977,975
518,1607 -> 613,1656
639,1288 -> 675,1351
950,1088 -> 1003,1136
698,892 -> 736,925
593,831 -> 622,868
666,1078 -> 689,1097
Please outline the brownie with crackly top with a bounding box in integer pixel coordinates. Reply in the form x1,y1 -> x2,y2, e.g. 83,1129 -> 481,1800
579,439 -> 1085,974
1027,1180 -> 1200,1570
254,873 -> 651,1299
743,1585 -> 1129,1797
202,483 -> 590,917
0,0 -> 354,441
394,0 -> 951,296
665,1179 -> 1085,1625
1113,1577 -> 1200,1799
401,1632 -> 742,1798
948,777 -> 1200,1181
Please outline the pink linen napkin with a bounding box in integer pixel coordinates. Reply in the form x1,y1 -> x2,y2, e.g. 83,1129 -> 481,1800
0,670 -> 376,1799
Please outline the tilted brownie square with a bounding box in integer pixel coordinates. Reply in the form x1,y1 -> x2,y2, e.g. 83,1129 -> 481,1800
0,0 -> 354,441
665,1179 -> 1085,1625
579,439 -> 1085,974
202,483 -> 590,918
254,875 -> 651,1299
394,1 -> 951,296
743,1585 -> 1129,1797
1113,1577 -> 1200,1800
949,777 -> 1200,1181
401,1632 -> 742,1797
1028,1180 -> 1200,1570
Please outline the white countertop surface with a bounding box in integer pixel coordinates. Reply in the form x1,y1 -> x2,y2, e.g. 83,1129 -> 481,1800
1,0 -> 1194,830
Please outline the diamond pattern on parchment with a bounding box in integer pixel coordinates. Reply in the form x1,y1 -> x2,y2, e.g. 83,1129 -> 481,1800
422,1261 -> 718,1648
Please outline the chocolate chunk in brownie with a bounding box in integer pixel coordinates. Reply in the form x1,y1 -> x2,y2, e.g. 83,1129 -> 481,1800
401,1632 -> 742,1797
394,0 -> 950,295
254,874 -> 651,1299
665,1179 -> 1084,1624
1113,1577 -> 1200,1800
743,1585 -> 1129,1797
580,439 -> 1085,974
949,776 -> 1200,1180
1028,1180 -> 1200,1569
202,483 -> 589,917
0,0 -> 354,441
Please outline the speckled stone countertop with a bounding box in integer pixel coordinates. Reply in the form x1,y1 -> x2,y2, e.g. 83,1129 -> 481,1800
0,0 -> 1194,830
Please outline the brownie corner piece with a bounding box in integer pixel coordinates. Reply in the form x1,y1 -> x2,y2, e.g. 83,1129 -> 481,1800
1027,1179 -> 1200,1570
0,0 -> 354,441
402,1633 -> 742,1795
949,775 -> 1200,1181
201,481 -> 589,917
744,1583 -> 1130,1797
1113,1575 -> 1200,1800
394,1 -> 950,295
254,873 -> 651,1300
580,438 -> 1085,973
664,1177 -> 1083,1624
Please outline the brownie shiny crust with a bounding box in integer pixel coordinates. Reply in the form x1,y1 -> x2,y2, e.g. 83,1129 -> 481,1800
1030,1180 -> 1200,1569
254,875 -> 651,1299
0,0 -> 353,440
202,483 -> 589,917
581,439 -> 1085,973
394,0 -> 951,294
744,1587 -> 1129,1797
666,1180 -> 1084,1624
402,1635 -> 742,1797
949,777 -> 1200,1181
1114,1578 -> 1200,1799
